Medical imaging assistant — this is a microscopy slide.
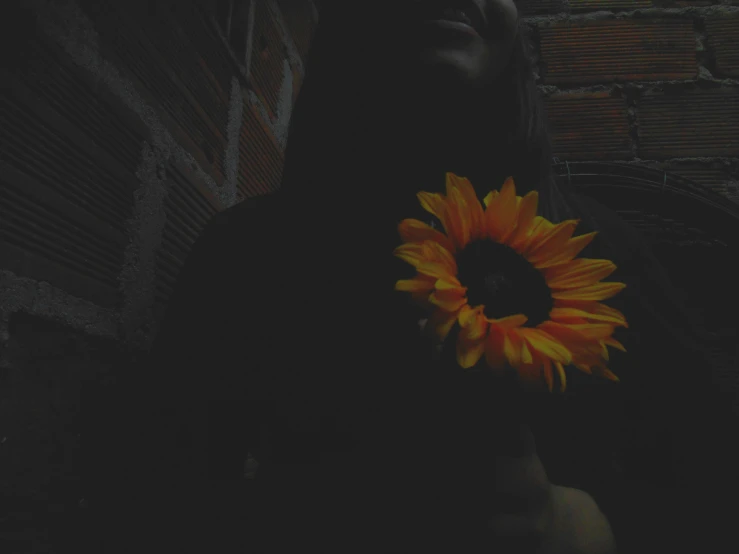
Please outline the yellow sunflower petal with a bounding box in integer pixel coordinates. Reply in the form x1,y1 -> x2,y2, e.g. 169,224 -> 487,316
457,338 -> 486,369
552,282 -> 627,302
428,290 -> 468,311
566,323 -> 616,340
599,368 -> 620,382
417,261 -> 456,280
554,361 -> 567,392
450,174 -> 485,240
603,336 -> 627,352
435,275 -> 464,291
448,185 -> 471,249
483,190 -> 499,208
394,277 -> 436,292
393,243 -> 427,268
417,192 -> 453,237
508,191 -> 540,250
485,324 -> 508,371
488,313 -> 528,328
543,259 -> 617,290
398,218 -> 455,253
538,322 -> 605,359
458,304 -> 479,327
553,300 -> 628,328
459,311 -> 489,341
521,339 -> 534,365
542,358 -> 554,392
485,177 -> 518,241
574,363 -> 593,375
522,328 -> 572,365
421,241 -> 458,274
503,329 -> 525,368
428,308 -> 461,341
549,306 -> 626,327
536,231 -> 598,269
527,220 -> 580,267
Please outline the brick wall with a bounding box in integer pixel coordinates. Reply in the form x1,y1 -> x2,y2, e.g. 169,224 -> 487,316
0,1 -> 317,551
524,0 -> 739,200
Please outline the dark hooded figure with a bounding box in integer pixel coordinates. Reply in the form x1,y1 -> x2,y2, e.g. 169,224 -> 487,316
120,1 -> 737,553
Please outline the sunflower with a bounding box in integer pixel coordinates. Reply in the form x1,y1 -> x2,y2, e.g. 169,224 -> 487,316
394,173 -> 628,392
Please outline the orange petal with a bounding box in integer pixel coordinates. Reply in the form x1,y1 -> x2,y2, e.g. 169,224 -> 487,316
485,177 -> 518,241
508,191 -> 540,250
398,218 -> 455,253
551,282 -> 627,302
428,290 -> 468,311
488,313 -> 528,328
553,300 -> 628,328
417,261 -> 456,280
483,190 -> 499,208
543,259 -> 617,290
417,192 -> 452,237
460,311 -> 489,341
538,322 -> 604,357
448,185 -> 472,249
435,275 -> 464,291
554,361 -> 567,392
549,306 -> 627,327
503,329 -> 525,368
542,358 -> 554,392
457,337 -> 486,369
484,324 -> 508,371
421,241 -> 458,274
450,173 -> 485,241
565,323 -> 615,340
522,328 -> 572,365
527,220 -> 580,267
428,308 -> 461,341
393,243 -> 427,268
603,336 -> 627,352
536,231 -> 598,269
395,277 -> 436,292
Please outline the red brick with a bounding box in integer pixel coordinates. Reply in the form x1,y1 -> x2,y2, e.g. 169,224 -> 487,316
539,19 -> 696,85
518,0 -> 567,16
250,1 -> 287,121
544,92 -> 632,160
237,100 -> 284,199
569,0 -> 650,12
705,15 -> 739,79
637,88 -> 739,159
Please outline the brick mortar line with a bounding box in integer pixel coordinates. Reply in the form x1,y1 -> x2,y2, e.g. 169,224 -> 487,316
27,0 -> 231,349
523,5 -> 739,25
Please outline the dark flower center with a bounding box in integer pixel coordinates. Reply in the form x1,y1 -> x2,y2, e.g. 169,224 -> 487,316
456,239 -> 553,327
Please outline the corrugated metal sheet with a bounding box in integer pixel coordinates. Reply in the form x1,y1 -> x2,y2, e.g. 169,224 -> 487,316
638,89 -> 739,159
666,165 -> 733,196
540,19 -> 696,85
5,32 -> 146,198
518,0 -> 567,16
186,1 -> 240,101
276,0 -> 315,62
544,92 -> 632,159
139,1 -> 231,138
569,0 -> 652,11
237,101 -> 284,199
154,160 -> 221,307
706,15 -> 739,79
0,89 -> 127,307
251,1 -> 286,120
78,0 -> 226,185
